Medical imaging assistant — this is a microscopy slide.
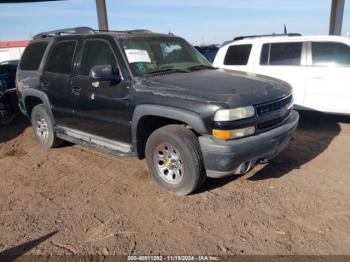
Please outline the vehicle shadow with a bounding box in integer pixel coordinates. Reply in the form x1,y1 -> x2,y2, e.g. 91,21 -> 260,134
0,115 -> 29,144
0,230 -> 58,262
248,110 -> 345,181
197,176 -> 239,194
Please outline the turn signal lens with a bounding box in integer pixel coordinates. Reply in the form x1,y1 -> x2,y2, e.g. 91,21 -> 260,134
213,126 -> 256,140
212,130 -> 233,140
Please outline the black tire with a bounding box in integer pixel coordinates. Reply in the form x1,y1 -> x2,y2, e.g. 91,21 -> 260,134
145,125 -> 206,195
31,104 -> 63,148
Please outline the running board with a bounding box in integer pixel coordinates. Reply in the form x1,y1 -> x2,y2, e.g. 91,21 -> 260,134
55,126 -> 135,157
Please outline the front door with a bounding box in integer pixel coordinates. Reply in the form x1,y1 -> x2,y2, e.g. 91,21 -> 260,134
71,38 -> 131,143
254,41 -> 307,109
305,41 -> 350,114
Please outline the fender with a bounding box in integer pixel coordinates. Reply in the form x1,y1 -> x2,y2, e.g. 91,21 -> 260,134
20,88 -> 56,125
131,104 -> 208,148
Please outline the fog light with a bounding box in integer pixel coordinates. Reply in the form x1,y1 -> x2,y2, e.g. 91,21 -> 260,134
213,126 -> 255,140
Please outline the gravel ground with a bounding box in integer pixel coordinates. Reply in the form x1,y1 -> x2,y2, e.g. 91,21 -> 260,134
0,111 -> 350,257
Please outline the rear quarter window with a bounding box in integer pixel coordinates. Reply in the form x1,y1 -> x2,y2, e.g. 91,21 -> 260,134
224,44 -> 252,65
19,42 -> 48,71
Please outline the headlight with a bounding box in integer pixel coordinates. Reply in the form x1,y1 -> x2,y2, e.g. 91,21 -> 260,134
213,126 -> 256,140
214,106 -> 255,121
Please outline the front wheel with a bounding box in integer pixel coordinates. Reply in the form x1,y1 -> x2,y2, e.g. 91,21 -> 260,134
145,125 -> 206,195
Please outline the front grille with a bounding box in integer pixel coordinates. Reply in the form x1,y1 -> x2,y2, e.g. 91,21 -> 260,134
257,116 -> 286,130
256,95 -> 292,115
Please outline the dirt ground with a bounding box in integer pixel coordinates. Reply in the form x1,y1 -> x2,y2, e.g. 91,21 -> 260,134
0,111 -> 350,257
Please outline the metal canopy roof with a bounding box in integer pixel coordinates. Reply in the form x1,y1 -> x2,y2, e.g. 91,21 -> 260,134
0,0 -> 62,2
0,0 -> 346,35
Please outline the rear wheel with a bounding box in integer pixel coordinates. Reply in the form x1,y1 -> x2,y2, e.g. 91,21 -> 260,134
31,104 -> 63,148
145,125 -> 206,195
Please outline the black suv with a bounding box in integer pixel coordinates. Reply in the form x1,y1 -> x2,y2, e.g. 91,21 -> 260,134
17,27 -> 299,195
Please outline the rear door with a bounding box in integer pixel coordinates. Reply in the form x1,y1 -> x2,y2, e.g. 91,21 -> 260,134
305,41 -> 350,114
71,37 -> 131,143
41,39 -> 78,127
254,42 -> 307,108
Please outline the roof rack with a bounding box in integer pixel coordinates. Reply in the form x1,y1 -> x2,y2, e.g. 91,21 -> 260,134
95,29 -> 153,34
233,33 -> 302,41
33,27 -> 94,40
33,27 -> 153,40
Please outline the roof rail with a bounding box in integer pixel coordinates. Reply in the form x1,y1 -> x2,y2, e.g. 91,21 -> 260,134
33,27 -> 154,40
33,27 -> 94,40
94,29 -> 153,34
233,33 -> 302,41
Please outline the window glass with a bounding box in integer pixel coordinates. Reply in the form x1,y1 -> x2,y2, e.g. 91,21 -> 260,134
120,36 -> 210,77
46,41 -> 76,74
223,45 -> 252,65
19,42 -> 48,71
312,42 -> 350,66
79,40 -> 117,76
159,43 -> 193,63
268,42 -> 302,65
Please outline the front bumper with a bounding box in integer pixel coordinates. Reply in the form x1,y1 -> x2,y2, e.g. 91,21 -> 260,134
199,110 -> 299,178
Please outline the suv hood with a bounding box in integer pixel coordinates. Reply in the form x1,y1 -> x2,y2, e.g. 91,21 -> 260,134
142,69 -> 292,107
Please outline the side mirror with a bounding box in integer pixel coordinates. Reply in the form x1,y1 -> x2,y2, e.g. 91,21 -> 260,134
89,65 -> 121,83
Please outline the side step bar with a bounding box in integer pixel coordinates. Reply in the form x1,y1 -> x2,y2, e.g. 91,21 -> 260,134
55,126 -> 136,157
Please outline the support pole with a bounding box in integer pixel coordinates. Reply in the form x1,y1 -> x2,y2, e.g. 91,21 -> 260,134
95,0 -> 108,31
329,0 -> 345,35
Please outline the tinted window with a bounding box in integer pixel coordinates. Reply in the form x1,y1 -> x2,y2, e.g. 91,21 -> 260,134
312,42 -> 350,66
19,42 -> 48,71
46,41 -> 76,74
79,40 -> 117,76
261,42 -> 302,65
224,44 -> 252,65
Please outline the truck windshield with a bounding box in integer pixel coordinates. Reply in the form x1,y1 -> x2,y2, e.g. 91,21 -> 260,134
119,36 -> 213,77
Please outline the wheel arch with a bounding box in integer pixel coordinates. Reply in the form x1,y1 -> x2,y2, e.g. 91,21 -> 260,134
22,89 -> 55,124
132,104 -> 208,159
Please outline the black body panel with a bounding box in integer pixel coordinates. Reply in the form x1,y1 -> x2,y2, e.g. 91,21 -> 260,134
71,75 -> 132,142
41,71 -> 75,127
140,69 -> 291,109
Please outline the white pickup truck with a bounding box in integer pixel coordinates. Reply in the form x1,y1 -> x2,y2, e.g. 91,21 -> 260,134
213,34 -> 350,115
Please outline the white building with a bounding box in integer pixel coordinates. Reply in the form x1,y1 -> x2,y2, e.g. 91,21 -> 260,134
0,40 -> 29,63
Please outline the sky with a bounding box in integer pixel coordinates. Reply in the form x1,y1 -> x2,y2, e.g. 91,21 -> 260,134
0,0 -> 350,45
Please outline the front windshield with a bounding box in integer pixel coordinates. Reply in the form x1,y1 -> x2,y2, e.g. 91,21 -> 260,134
120,36 -> 212,77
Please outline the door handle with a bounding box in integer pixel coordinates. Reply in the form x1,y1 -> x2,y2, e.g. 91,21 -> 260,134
92,81 -> 99,88
41,82 -> 50,89
71,86 -> 81,96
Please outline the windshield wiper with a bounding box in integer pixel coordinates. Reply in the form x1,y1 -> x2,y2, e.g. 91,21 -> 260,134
145,68 -> 189,76
187,64 -> 216,71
